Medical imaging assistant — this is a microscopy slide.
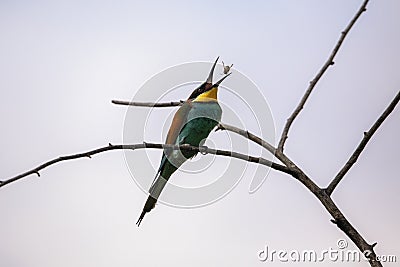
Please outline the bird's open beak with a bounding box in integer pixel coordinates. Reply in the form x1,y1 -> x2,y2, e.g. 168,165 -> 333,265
213,72 -> 231,87
206,56 -> 220,84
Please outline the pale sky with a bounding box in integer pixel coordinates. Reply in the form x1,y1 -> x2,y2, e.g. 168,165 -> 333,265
0,1 -> 399,266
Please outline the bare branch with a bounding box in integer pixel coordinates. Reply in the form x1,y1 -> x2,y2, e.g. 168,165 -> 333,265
326,90 -> 400,195
216,123 -> 276,155
111,99 -> 183,107
0,142 -> 292,189
217,125 -> 383,267
277,0 -> 370,152
221,124 -> 383,266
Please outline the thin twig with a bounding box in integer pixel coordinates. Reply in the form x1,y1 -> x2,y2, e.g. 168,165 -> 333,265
216,123 -> 276,155
326,90 -> 400,195
277,0 -> 369,152
111,99 -> 183,107
0,143 -> 291,189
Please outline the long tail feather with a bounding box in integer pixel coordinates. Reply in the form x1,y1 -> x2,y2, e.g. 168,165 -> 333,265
136,195 -> 157,226
137,156 -> 177,226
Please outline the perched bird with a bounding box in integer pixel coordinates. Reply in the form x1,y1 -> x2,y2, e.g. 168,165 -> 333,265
136,57 -> 230,226
222,61 -> 233,74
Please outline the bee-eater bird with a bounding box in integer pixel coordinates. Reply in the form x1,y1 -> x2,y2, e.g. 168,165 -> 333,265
136,57 -> 231,226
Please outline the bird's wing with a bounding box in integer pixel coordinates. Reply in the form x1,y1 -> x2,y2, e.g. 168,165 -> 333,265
153,101 -> 192,179
165,100 -> 192,145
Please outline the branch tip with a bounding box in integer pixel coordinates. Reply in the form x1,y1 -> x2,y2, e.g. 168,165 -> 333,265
327,90 -> 399,195
35,171 -> 40,177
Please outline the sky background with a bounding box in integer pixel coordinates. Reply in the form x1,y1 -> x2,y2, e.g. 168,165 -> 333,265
0,0 -> 399,266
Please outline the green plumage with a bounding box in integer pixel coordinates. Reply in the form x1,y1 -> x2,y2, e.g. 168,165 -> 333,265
136,57 -> 229,226
153,101 -> 222,194
136,101 -> 222,226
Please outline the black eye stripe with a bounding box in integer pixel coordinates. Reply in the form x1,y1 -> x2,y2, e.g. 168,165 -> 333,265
188,84 -> 207,100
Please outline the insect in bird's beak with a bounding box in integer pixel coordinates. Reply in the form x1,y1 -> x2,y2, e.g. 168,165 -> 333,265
222,61 -> 233,74
212,72 -> 231,88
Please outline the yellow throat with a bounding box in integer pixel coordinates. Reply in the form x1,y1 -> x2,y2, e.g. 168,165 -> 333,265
193,87 -> 218,102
